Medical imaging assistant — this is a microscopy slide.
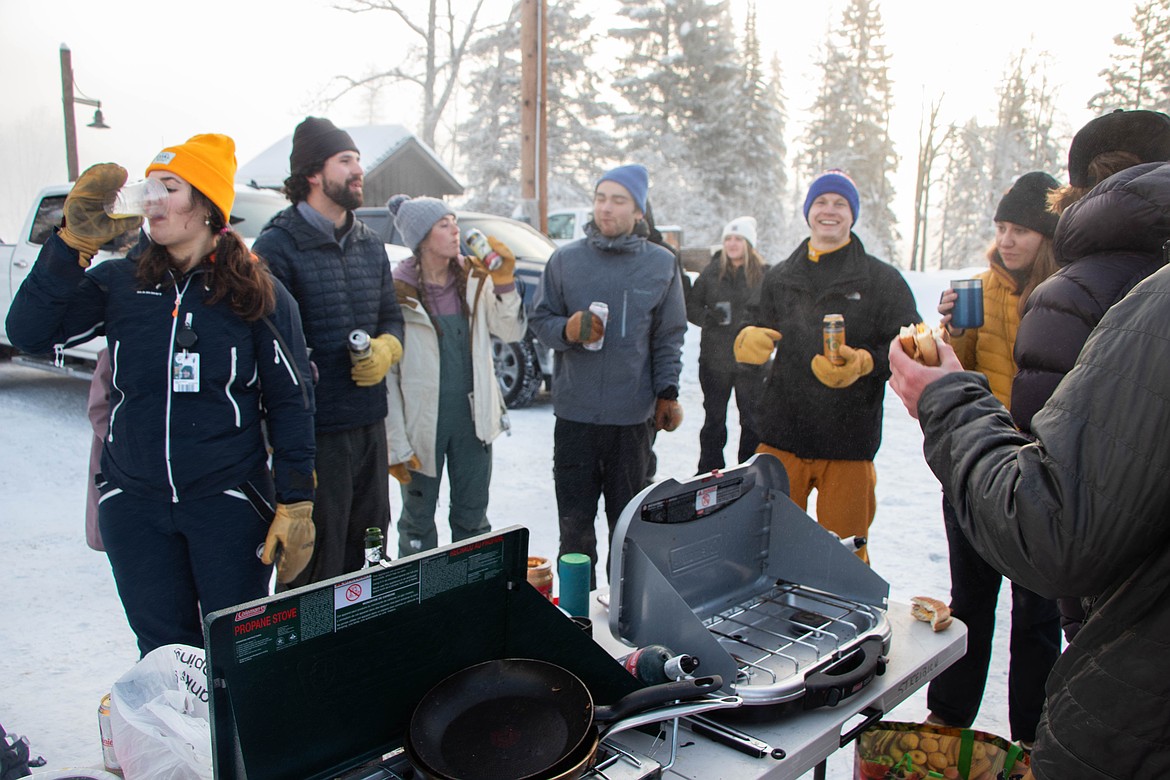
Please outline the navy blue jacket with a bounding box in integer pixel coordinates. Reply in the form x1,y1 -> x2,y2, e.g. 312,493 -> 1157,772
1011,162 -> 1170,434
6,232 -> 316,505
253,206 -> 404,433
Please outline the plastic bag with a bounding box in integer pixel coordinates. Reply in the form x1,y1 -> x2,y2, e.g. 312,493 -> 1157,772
855,721 -> 1029,780
108,644 -> 212,780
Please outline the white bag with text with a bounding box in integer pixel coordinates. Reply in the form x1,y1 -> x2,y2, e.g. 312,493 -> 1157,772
109,644 -> 212,780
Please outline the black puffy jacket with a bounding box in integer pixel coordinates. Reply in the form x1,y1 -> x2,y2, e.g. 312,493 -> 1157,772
919,261 -> 1170,778
253,205 -> 404,433
746,235 -> 920,461
1011,162 -> 1170,433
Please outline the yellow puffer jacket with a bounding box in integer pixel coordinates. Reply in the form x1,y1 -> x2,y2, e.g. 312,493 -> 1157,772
949,263 -> 1020,406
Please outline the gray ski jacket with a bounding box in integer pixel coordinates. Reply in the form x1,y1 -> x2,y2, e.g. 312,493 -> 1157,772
530,224 -> 686,426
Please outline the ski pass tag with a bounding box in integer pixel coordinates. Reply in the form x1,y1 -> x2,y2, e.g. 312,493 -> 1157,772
173,352 -> 200,393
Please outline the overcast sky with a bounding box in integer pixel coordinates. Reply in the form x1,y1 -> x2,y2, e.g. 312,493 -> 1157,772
0,0 -> 1135,252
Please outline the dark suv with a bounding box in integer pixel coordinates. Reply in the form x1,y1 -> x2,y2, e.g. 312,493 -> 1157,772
355,206 -> 556,408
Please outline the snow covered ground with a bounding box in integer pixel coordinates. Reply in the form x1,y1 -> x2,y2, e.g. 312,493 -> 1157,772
0,269 -> 1024,778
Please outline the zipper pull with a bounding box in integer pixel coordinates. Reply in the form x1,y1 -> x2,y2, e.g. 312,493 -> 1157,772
54,344 -> 65,368
273,339 -> 281,364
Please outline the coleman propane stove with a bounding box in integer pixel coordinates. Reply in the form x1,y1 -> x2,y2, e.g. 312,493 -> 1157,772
608,454 -> 891,710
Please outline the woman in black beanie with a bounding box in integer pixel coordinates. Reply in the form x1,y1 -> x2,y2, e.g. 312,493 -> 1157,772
927,171 -> 1062,750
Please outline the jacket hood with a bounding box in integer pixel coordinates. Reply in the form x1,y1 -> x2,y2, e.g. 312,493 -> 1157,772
1055,161 -> 1170,267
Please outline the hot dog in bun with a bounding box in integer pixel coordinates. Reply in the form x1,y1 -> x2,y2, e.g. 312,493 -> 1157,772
910,596 -> 953,631
898,323 -> 943,367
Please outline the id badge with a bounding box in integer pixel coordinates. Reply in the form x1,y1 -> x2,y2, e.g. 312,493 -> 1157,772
173,352 -> 200,393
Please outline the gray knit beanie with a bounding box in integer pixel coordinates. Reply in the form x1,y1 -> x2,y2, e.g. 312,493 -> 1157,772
393,197 -> 454,252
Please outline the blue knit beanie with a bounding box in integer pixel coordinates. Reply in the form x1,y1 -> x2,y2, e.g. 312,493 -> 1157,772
803,169 -> 860,226
393,196 -> 454,252
597,164 -> 649,213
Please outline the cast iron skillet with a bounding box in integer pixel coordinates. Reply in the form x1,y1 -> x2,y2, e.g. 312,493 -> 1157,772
407,658 -> 722,780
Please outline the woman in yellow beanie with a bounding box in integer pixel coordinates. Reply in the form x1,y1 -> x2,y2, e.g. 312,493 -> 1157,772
5,135 -> 317,656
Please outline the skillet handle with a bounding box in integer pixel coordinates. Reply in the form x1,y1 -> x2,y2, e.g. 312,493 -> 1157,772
593,674 -> 723,723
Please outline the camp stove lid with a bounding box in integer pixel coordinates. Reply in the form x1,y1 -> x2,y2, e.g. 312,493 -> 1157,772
607,455 -> 891,704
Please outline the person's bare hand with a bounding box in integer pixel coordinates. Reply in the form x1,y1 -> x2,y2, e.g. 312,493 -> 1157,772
937,288 -> 958,331
888,335 -> 963,419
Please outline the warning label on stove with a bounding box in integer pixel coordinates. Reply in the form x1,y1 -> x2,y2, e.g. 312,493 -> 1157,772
225,534 -> 511,662
334,564 -> 421,631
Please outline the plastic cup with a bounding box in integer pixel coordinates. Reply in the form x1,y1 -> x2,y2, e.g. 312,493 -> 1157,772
105,178 -> 168,219
950,279 -> 984,329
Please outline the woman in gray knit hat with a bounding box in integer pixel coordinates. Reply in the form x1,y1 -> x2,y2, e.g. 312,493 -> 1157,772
384,197 -> 527,555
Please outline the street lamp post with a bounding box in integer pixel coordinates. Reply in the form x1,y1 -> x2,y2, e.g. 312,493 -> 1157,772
59,43 -> 109,182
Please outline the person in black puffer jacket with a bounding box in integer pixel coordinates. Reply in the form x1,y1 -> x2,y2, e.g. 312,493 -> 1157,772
888,165 -> 1170,777
1011,110 -> 1170,641
253,117 -> 405,587
735,171 -> 920,563
686,216 -> 767,474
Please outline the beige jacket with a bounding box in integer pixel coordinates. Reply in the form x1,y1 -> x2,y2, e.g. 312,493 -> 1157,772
385,268 -> 526,477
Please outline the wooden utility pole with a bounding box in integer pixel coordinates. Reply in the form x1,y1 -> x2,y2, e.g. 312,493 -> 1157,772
520,0 -> 548,231
60,45 -> 79,182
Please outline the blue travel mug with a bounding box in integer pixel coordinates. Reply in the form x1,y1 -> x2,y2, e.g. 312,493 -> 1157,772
557,553 -> 591,617
950,279 -> 984,329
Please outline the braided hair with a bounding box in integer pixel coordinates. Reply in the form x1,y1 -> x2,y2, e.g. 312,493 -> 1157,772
413,256 -> 470,337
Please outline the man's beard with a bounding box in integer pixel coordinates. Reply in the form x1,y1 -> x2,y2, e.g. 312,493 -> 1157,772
323,175 -> 363,211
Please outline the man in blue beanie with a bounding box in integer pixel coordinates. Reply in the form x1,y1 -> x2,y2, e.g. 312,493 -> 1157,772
733,169 -> 919,563
530,163 -> 687,588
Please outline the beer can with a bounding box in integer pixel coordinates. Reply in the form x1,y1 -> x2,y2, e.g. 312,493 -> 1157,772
583,301 -> 608,352
464,228 -> 503,272
99,693 -> 123,776
823,314 -> 845,366
348,328 -> 372,364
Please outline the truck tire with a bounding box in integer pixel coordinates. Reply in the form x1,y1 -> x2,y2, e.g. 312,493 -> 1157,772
492,334 -> 543,409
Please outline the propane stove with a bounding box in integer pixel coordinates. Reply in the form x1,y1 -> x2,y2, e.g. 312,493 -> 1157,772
608,455 -> 892,710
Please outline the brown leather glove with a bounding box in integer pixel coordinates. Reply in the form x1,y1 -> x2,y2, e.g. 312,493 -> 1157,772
60,163 -> 143,267
565,310 -> 605,344
388,454 -> 422,484
262,501 -> 316,584
654,398 -> 683,432
733,326 -> 781,365
351,333 -> 403,386
810,345 -> 874,388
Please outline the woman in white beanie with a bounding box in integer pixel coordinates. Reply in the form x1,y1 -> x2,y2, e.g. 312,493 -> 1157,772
385,197 -> 527,556
685,216 -> 768,474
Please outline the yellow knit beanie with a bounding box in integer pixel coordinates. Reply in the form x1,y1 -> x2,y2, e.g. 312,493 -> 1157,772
146,133 -> 237,223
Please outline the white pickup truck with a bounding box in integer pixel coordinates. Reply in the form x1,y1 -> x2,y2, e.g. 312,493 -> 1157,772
1,183 -> 290,376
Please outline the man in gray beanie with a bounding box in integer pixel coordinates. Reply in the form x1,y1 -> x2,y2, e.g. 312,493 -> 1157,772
253,116 -> 405,587
530,163 -> 688,588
